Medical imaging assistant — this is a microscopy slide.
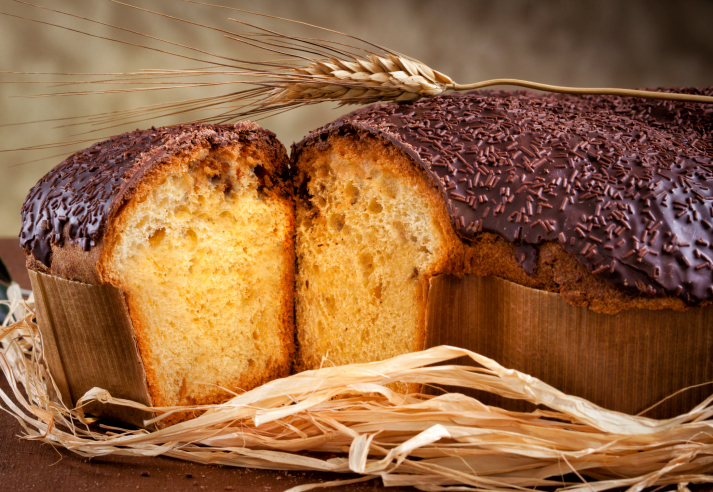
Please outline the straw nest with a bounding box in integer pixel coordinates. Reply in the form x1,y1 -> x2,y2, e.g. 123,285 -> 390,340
1,291 -> 712,492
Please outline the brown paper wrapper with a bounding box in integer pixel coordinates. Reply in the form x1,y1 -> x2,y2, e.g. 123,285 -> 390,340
426,274 -> 713,419
28,267 -> 712,424
29,270 -> 154,427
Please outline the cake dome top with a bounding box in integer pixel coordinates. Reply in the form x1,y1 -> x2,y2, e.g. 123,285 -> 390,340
295,88 -> 713,305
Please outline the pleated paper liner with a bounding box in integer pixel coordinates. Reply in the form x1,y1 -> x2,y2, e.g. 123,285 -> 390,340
28,265 -> 713,425
28,269 -> 156,427
426,274 -> 713,419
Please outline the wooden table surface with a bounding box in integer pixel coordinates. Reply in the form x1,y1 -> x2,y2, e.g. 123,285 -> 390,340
0,237 -> 412,492
0,237 -> 30,290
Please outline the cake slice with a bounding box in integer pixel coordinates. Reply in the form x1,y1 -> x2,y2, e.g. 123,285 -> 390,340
21,123 -> 295,409
291,129 -> 462,372
291,89 -> 713,372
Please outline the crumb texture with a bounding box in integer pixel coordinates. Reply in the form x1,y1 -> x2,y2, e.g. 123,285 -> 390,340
295,136 -> 457,371
103,146 -> 293,407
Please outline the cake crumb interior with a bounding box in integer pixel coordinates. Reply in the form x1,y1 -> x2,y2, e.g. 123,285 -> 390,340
106,147 -> 292,406
296,137 -> 452,371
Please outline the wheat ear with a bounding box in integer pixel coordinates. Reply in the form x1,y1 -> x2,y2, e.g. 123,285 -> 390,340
278,53 -> 455,105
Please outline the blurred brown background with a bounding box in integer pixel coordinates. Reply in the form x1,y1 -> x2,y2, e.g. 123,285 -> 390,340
1,0 -> 712,238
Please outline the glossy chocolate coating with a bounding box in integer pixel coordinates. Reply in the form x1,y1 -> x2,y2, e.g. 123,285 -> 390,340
20,122 -> 277,267
293,89 -> 713,305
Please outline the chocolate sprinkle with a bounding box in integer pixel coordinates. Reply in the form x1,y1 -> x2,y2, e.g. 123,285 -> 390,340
293,88 -> 713,305
20,122 -> 278,267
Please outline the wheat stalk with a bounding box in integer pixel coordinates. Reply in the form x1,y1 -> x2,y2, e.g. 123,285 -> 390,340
269,53 -> 713,108
2,1 -> 711,145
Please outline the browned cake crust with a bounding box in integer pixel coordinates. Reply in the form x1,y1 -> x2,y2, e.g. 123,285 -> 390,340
21,123 -> 295,412
293,89 -> 713,314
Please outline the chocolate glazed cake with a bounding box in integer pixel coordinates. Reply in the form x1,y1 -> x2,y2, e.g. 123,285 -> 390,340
292,89 -> 713,410
21,123 -> 295,418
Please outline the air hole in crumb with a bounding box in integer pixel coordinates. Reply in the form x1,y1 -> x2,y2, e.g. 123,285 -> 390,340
324,295 -> 336,315
391,221 -> 408,242
248,359 -> 256,369
185,228 -> 198,247
329,213 -> 345,231
373,283 -> 383,300
252,331 -> 259,340
345,182 -> 360,203
316,165 -> 331,178
359,253 -> 374,275
174,204 -> 191,219
253,165 -> 268,180
148,227 -> 166,248
368,199 -> 383,214
300,214 -> 314,229
211,175 -> 221,185
219,211 -> 236,224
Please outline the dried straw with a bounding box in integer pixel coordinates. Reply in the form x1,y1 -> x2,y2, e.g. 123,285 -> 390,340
1,292 -> 712,492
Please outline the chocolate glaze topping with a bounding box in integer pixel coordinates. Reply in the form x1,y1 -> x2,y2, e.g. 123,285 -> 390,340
293,89 -> 713,305
20,122 -> 278,267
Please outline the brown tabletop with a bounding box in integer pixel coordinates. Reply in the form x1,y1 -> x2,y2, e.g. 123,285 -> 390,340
0,237 -> 30,291
0,238 -> 413,492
